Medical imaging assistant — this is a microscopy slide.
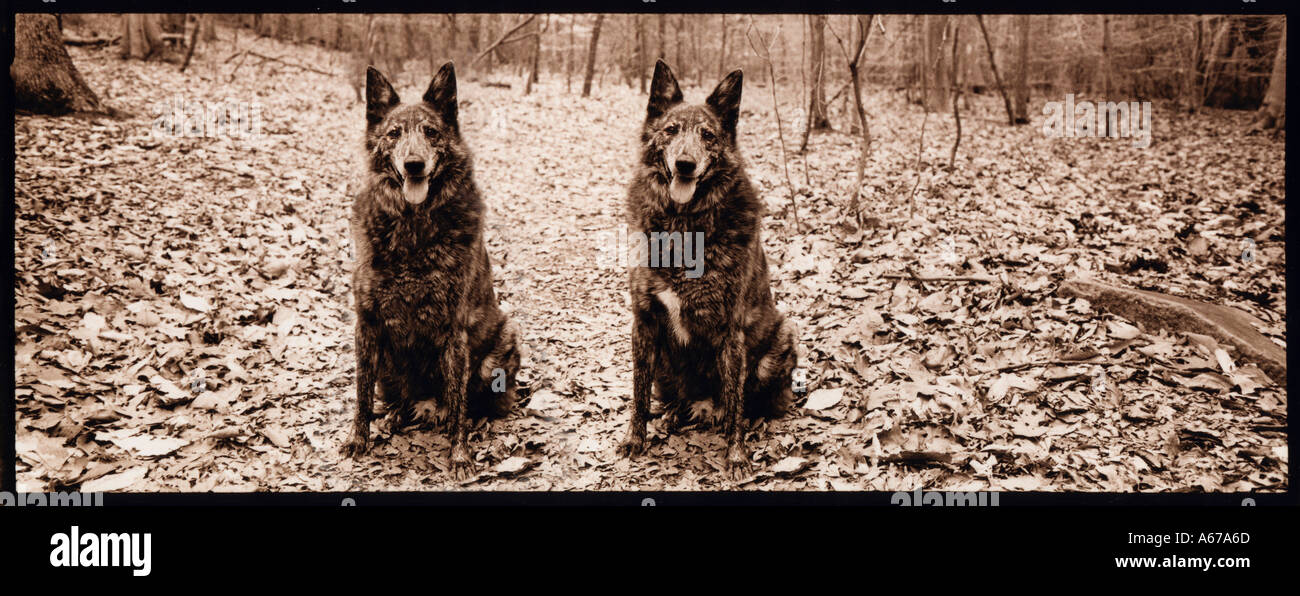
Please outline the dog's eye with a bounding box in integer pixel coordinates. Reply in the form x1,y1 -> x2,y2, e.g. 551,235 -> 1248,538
386,128 -> 401,139
423,126 -> 437,137
664,124 -> 679,135
701,129 -> 716,141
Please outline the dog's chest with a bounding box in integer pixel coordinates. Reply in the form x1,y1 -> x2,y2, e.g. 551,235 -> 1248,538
360,239 -> 462,339
655,288 -> 691,345
366,274 -> 453,339
653,282 -> 725,346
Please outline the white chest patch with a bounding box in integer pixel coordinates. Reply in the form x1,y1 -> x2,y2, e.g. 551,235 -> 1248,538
655,289 -> 691,345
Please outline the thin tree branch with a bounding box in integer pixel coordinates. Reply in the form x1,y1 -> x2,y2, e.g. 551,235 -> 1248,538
470,15 -> 538,68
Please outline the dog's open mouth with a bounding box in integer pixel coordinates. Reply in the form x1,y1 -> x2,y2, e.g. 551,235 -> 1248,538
402,175 -> 429,205
668,175 -> 697,204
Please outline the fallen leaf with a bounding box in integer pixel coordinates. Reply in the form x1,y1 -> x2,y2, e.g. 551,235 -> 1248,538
771,456 -> 811,476
81,467 -> 149,492
179,293 -> 211,313
495,456 -> 534,475
803,387 -> 844,410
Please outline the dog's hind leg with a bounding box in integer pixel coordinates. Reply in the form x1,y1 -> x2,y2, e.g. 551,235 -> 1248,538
376,370 -> 409,432
746,317 -> 799,418
472,317 -> 520,418
652,374 -> 687,432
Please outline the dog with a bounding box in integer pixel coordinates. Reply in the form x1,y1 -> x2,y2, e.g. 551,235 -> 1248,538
617,60 -> 799,481
342,63 -> 520,481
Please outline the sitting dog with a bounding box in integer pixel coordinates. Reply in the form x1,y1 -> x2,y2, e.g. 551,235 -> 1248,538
617,60 -> 799,480
342,63 -> 520,480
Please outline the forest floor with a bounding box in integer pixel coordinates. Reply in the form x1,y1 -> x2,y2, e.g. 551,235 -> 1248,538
13,28 -> 1288,493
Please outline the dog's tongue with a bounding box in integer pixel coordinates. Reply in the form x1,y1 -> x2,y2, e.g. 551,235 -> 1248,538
669,177 -> 697,204
403,177 -> 429,205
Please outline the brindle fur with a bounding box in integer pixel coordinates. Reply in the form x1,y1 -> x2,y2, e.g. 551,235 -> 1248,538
617,61 -> 799,481
342,63 -> 519,481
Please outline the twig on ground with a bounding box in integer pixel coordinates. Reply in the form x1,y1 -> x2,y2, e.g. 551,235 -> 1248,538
881,273 -> 996,284
225,50 -> 334,79
979,358 -> 1110,378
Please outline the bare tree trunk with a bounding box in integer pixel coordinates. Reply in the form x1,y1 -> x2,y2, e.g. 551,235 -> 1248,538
1012,15 -> 1030,124
1100,14 -> 1111,134
180,15 -> 204,72
835,15 -> 874,225
658,14 -> 667,62
976,15 -> 1015,126
923,15 -> 950,112
426,16 -> 441,79
747,20 -> 800,230
534,16 -> 546,85
161,14 -> 186,35
1256,19 -> 1286,129
349,15 -> 377,102
799,15 -> 832,153
636,15 -> 647,93
203,14 -> 218,41
949,20 -> 963,170
808,15 -> 831,130
689,17 -> 701,83
122,14 -> 165,60
447,14 -> 459,63
1198,16 -> 1232,113
468,15 -> 482,53
582,14 -> 605,97
718,15 -> 727,79
525,16 -> 543,95
1100,15 -> 1111,98
13,14 -> 107,115
675,15 -> 683,76
566,15 -> 575,92
364,14 -> 376,65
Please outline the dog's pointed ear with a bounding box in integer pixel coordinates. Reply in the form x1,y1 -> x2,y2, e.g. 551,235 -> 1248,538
366,66 -> 400,129
647,60 -> 684,123
423,62 -> 459,132
706,69 -> 743,141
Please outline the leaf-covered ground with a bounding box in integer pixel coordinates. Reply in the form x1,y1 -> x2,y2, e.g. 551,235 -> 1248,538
14,29 -> 1287,493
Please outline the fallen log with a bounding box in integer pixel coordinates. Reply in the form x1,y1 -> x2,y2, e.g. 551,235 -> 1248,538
64,35 -> 120,47
1057,277 -> 1286,384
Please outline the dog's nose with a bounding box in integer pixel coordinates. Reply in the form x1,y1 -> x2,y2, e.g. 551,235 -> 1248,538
404,161 -> 426,175
674,160 -> 696,176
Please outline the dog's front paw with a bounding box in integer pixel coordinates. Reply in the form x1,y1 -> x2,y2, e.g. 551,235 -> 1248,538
725,443 -> 753,482
616,428 -> 646,458
448,444 -> 476,481
341,430 -> 370,458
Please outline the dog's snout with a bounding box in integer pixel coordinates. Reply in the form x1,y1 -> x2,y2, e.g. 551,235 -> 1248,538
674,159 -> 696,176
404,160 -> 426,176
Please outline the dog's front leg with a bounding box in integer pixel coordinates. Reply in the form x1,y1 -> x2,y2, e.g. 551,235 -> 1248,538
618,317 -> 654,457
719,327 -> 750,481
343,319 -> 377,457
443,327 -> 474,480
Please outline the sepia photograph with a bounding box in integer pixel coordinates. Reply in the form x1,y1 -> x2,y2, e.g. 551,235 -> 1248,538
9,11 -> 1287,496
